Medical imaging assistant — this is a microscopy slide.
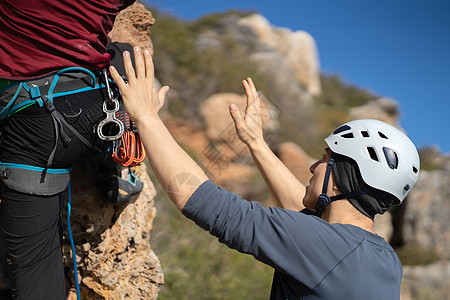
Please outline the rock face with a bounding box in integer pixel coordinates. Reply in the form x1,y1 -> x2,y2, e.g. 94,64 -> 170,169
402,169 -> 450,259
397,168 -> 450,299
108,2 -> 155,53
65,162 -> 163,299
195,13 -> 319,104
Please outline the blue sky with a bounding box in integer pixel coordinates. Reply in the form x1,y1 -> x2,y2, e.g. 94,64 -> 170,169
145,0 -> 450,154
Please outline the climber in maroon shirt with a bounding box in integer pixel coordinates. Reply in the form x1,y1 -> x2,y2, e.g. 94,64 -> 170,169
0,0 -> 135,298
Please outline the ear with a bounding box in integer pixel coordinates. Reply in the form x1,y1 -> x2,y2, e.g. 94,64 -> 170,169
330,173 -> 342,195
332,183 -> 341,193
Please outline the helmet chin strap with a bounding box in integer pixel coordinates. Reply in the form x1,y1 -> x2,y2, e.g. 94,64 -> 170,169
315,152 -> 366,216
315,152 -> 335,215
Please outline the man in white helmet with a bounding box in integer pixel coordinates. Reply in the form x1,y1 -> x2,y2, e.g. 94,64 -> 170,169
110,47 -> 420,299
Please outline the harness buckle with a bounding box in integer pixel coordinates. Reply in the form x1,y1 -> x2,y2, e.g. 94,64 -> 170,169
29,85 -> 41,99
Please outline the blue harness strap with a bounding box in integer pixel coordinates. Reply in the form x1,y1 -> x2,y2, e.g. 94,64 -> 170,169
67,182 -> 81,300
0,162 -> 71,173
46,67 -> 97,103
0,82 -> 25,119
0,67 -> 108,120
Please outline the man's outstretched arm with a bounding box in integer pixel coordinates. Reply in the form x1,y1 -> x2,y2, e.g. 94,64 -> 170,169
110,47 -> 208,210
228,78 -> 306,211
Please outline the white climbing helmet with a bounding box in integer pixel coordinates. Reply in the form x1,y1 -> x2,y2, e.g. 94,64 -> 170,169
325,119 -> 420,204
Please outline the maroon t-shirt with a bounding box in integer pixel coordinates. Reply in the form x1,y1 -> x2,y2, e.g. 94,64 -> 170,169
0,0 -> 134,80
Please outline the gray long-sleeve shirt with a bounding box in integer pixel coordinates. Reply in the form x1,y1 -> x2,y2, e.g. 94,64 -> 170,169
182,180 -> 402,299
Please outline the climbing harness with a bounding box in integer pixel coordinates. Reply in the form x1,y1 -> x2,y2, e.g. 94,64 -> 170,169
0,47 -> 145,299
0,68 -> 105,300
0,67 -> 103,185
0,163 -> 71,195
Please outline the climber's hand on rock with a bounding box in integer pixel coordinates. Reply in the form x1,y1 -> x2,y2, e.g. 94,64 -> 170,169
110,46 -> 169,124
229,78 -> 264,148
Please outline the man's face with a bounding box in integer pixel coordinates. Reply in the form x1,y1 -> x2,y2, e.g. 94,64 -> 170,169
302,148 -> 334,211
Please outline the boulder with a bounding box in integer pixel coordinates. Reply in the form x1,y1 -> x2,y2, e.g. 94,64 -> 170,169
402,169 -> 450,259
238,14 -> 321,96
108,2 -> 155,53
350,97 -> 399,126
200,92 -> 279,160
276,142 -> 315,186
401,261 -> 450,300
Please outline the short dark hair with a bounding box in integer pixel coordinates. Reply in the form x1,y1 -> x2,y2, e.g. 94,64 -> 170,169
332,152 -> 395,219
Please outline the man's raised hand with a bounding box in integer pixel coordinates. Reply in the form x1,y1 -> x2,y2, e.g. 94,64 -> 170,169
228,78 -> 264,148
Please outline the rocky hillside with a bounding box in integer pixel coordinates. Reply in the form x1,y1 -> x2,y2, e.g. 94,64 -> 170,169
117,3 -> 450,299
148,5 -> 450,300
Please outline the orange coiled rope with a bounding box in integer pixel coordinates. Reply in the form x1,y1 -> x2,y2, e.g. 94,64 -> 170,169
112,130 -> 146,167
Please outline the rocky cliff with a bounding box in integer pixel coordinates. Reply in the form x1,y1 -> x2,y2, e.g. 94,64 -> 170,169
65,162 -> 163,299
238,14 -> 322,97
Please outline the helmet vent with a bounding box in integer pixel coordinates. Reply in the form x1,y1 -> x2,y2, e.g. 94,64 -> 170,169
367,147 -> 379,162
403,184 -> 411,192
361,131 -> 370,137
412,166 -> 419,174
341,132 -> 354,139
383,147 -> 399,169
378,131 -> 388,139
333,125 -> 351,134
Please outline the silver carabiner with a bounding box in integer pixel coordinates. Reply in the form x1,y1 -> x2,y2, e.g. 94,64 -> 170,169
97,98 -> 124,141
103,68 -> 113,106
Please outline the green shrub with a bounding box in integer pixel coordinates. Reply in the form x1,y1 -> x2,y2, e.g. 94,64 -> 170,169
318,73 -> 378,107
395,244 -> 438,266
418,146 -> 443,171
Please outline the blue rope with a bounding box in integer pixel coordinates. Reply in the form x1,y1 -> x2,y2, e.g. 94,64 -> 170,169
67,182 -> 81,300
